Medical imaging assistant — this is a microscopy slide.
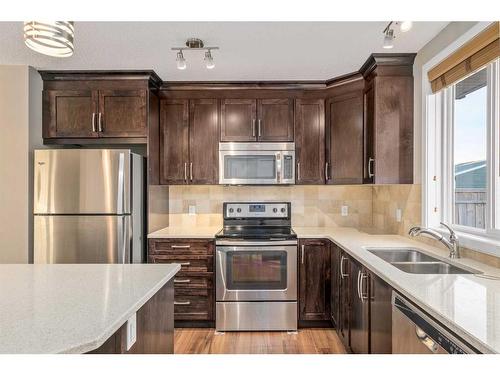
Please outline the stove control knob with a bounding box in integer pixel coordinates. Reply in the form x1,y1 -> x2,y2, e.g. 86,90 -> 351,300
229,208 -> 234,213
281,208 -> 286,213
273,208 -> 278,213
236,208 -> 242,213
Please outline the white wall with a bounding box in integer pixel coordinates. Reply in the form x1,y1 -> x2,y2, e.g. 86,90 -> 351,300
413,22 -> 478,183
0,65 -> 29,263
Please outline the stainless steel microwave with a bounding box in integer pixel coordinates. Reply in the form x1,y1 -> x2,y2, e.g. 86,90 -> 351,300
219,142 -> 295,185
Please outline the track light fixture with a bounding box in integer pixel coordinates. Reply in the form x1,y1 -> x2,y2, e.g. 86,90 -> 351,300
172,38 -> 219,70
382,21 -> 413,49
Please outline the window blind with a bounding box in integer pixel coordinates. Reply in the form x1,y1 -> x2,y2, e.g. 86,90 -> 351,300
428,22 -> 499,93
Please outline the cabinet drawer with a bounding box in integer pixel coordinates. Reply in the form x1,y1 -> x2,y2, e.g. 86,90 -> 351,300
174,295 -> 212,321
149,255 -> 213,273
173,275 -> 212,290
149,239 -> 213,255
175,287 -> 211,297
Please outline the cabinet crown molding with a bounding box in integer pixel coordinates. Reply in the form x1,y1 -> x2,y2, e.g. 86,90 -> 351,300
38,70 -> 163,88
359,53 -> 417,78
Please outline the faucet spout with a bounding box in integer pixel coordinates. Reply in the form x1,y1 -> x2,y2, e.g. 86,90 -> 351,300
408,223 -> 460,259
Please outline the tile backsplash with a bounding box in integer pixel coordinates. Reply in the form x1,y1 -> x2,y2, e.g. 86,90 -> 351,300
167,185 -> 373,228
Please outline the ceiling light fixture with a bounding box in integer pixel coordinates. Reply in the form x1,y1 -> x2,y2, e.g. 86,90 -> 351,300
23,21 -> 74,57
399,21 -> 413,33
382,23 -> 395,49
171,38 -> 219,70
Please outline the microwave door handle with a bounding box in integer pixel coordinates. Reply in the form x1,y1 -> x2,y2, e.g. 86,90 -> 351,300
276,152 -> 281,184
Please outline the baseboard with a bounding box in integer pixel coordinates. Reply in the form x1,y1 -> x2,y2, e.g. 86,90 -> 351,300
298,320 -> 334,328
175,320 -> 215,328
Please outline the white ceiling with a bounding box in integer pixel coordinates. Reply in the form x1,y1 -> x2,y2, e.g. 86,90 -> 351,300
0,22 -> 448,81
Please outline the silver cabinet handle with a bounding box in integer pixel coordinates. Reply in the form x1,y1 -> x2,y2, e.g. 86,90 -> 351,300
174,279 -> 191,284
252,118 -> 256,137
184,162 -> 187,182
325,162 -> 329,181
360,272 -> 368,302
357,270 -> 362,300
297,162 -> 301,181
190,162 -> 193,181
171,245 -> 190,249
258,119 -> 262,137
179,262 -> 191,266
301,244 -> 305,264
98,112 -> 103,132
368,157 -> 375,178
174,301 -> 191,305
340,255 -> 348,278
92,113 -> 96,132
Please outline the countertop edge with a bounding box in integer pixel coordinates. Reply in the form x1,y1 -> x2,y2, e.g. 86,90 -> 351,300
58,264 -> 181,354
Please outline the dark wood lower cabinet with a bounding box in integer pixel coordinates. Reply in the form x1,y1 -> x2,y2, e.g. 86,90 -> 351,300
330,243 -> 341,327
349,258 -> 370,354
89,280 -> 174,354
369,273 -> 393,354
337,251 -> 351,349
299,239 -> 331,323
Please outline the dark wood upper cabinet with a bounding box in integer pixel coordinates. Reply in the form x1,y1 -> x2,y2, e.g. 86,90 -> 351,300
257,98 -> 294,141
360,53 -> 416,184
39,71 -> 162,144
189,99 -> 219,184
326,90 -> 364,184
349,257 -> 370,354
369,272 -> 393,354
295,99 -> 325,184
299,239 -> 331,321
43,90 -> 98,138
160,99 -> 189,185
98,89 -> 147,137
220,99 -> 257,141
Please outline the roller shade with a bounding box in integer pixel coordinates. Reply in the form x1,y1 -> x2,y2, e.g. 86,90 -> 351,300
428,22 -> 499,93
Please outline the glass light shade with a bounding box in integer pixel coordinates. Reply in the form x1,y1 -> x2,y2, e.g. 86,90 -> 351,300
176,51 -> 186,70
204,51 -> 215,69
383,29 -> 394,49
400,21 -> 413,32
24,21 -> 74,57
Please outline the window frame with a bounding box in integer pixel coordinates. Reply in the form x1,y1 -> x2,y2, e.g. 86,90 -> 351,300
424,59 -> 500,255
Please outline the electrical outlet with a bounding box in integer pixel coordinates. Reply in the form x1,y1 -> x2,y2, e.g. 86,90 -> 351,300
341,205 -> 348,217
188,205 -> 196,215
396,208 -> 402,223
126,313 -> 137,351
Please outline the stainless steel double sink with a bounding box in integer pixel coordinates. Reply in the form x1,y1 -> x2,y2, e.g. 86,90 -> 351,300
366,248 -> 481,274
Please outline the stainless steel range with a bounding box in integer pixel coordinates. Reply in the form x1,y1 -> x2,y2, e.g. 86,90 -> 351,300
215,202 -> 297,331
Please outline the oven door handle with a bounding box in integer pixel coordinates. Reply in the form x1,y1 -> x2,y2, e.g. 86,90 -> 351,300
215,240 -> 298,247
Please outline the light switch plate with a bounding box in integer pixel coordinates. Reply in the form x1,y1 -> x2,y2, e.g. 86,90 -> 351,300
396,208 -> 402,222
126,313 -> 137,351
188,205 -> 196,215
341,205 -> 348,217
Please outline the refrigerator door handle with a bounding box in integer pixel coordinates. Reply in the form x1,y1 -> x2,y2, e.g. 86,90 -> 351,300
117,216 -> 131,264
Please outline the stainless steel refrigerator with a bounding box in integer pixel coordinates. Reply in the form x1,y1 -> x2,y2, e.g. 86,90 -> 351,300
34,149 -> 144,264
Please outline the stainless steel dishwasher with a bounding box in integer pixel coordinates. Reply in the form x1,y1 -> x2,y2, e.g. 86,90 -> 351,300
392,292 -> 478,354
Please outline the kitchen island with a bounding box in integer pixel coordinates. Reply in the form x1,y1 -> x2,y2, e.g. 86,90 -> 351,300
0,264 -> 180,354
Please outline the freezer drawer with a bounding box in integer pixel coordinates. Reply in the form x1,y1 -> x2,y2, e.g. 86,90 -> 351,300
34,215 -> 133,264
34,149 -> 132,214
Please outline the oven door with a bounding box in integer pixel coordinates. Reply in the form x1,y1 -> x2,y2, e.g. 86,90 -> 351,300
216,244 -> 297,301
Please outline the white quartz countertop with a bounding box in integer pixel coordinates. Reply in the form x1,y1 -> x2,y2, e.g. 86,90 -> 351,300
148,226 -> 221,238
294,227 -> 500,354
147,224 -> 500,353
0,264 -> 180,354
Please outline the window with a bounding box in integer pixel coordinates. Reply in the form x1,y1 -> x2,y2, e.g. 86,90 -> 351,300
426,59 -> 500,253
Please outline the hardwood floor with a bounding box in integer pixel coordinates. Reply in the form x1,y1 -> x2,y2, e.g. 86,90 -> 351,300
174,328 -> 347,354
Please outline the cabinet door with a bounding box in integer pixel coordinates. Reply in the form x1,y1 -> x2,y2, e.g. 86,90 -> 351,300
43,90 -> 98,138
337,252 -> 350,349
299,239 -> 331,321
295,99 -> 325,184
330,243 -> 341,326
349,258 -> 370,354
327,92 -> 363,184
220,99 -> 257,141
98,89 -> 147,137
189,99 -> 219,184
257,98 -> 294,141
363,82 -> 375,183
160,99 -> 189,184
370,272 -> 392,354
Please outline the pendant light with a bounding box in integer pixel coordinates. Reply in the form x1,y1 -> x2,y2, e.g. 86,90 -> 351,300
176,51 -> 187,70
204,50 -> 215,69
172,38 -> 219,70
383,28 -> 395,49
24,21 -> 74,57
